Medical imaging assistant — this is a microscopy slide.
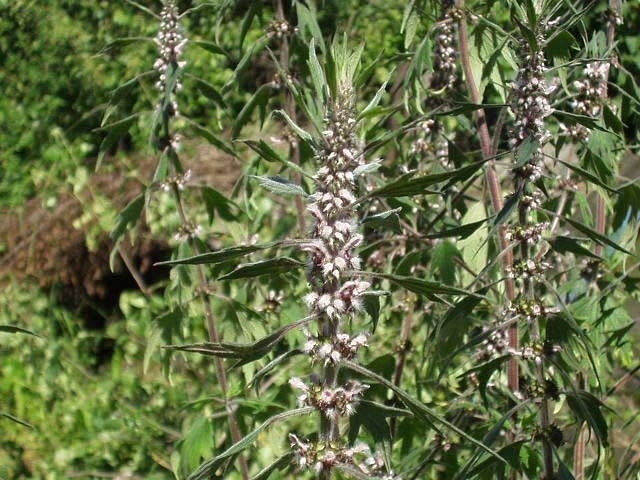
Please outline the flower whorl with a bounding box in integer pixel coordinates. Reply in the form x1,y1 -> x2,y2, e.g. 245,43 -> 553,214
154,2 -> 187,96
510,47 -> 552,182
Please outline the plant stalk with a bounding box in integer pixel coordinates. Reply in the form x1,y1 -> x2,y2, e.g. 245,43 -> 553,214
455,0 -> 518,393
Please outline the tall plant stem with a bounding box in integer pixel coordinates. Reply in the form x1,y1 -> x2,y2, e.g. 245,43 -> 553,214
275,0 -> 306,234
173,188 -> 250,480
576,3 -> 619,476
455,1 -> 518,393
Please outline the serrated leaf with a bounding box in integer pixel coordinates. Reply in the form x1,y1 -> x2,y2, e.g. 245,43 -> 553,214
353,159 -> 382,177
101,36 -> 152,53
308,38 -> 326,104
431,241 -> 461,285
249,349 -> 303,391
187,121 -> 236,157
187,407 -> 315,480
218,257 -> 304,280
223,37 -> 270,91
372,273 -> 482,299
556,158 -> 617,194
249,175 -> 307,197
240,140 -> 310,179
295,1 -> 325,53
156,242 -> 278,266
110,193 -> 144,241
368,162 -> 484,198
358,76 -> 391,120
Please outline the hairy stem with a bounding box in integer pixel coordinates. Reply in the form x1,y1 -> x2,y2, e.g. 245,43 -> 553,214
455,0 -> 518,393
172,187 -> 250,480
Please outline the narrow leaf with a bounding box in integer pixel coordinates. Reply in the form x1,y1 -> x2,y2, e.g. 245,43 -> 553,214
249,175 -> 308,197
559,213 -> 633,255
369,162 -> 483,198
0,412 -> 33,429
110,193 -> 144,241
426,219 -> 487,239
274,109 -> 314,144
188,407 -> 315,480
156,242 -> 278,266
218,257 -> 305,280
0,325 -> 40,337
371,273 -> 482,298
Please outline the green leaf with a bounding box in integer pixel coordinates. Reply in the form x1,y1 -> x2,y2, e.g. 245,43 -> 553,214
560,213 -> 633,255
361,208 -> 402,234
431,240 -> 461,285
156,242 -> 278,266
358,75 -> 391,120
435,293 -> 485,364
110,193 -> 144,241
187,121 -> 236,158
249,175 -> 308,197
233,84 -> 271,138
0,412 -> 33,429
565,391 -> 609,447
223,37 -> 270,91
181,417 -> 214,473
101,36 -> 153,53
514,136 -> 539,169
556,158 -> 617,194
187,407 -> 315,480
368,162 -> 484,198
295,1 -> 325,53
343,361 -> 508,465
166,316 -> 313,366
349,400 -> 410,446
218,257 -> 305,280
191,40 -> 229,59
603,104 -> 624,134
371,273 -> 482,299
188,74 -> 226,107
308,38 -> 326,104
251,453 -> 295,480
547,236 -> 601,259
426,219 -> 487,239
200,186 -> 237,223
249,349 -> 304,391
96,114 -> 139,169
241,140 -> 310,179
274,109 -> 314,144
0,325 -> 40,337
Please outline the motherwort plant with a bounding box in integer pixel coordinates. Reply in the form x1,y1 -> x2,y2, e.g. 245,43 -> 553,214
506,19 -> 560,479
288,41 -> 396,479
151,3 -> 249,478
